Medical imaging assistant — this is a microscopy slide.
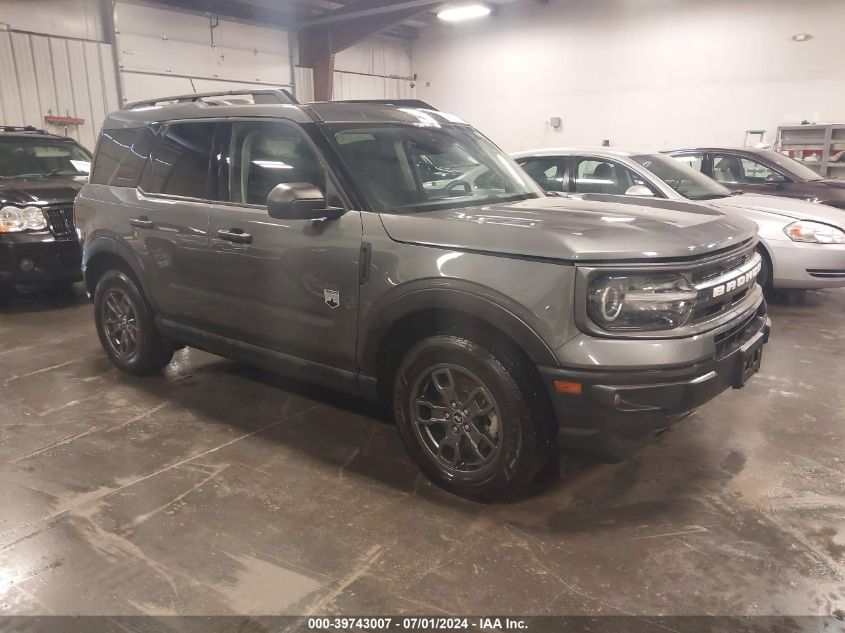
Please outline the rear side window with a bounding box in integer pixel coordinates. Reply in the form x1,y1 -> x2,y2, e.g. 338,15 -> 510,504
141,122 -> 216,198
89,128 -> 152,186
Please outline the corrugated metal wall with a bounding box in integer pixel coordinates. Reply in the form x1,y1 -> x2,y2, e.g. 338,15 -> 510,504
114,3 -> 293,105
0,30 -> 119,150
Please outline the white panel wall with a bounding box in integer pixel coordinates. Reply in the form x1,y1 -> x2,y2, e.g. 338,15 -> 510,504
412,0 -> 845,152
334,35 -> 415,100
114,3 -> 292,104
0,0 -> 104,40
0,31 -> 118,150
297,35 -> 415,101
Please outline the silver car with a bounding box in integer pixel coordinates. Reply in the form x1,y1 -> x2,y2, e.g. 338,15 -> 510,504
512,148 -> 845,289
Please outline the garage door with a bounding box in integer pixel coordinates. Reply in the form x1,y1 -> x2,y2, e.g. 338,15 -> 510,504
114,3 -> 293,105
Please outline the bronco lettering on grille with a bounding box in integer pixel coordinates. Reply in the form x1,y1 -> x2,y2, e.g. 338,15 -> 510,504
712,262 -> 762,298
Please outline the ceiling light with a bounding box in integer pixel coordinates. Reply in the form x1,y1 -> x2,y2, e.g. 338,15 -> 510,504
792,33 -> 812,42
437,3 -> 491,22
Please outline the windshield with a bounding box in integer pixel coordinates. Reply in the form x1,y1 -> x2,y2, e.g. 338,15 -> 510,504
757,149 -> 824,181
0,137 -> 91,178
326,123 -> 542,212
632,153 -> 731,200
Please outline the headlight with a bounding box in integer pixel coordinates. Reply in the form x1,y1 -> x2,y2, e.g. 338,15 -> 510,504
587,273 -> 698,332
784,220 -> 845,244
0,205 -> 47,232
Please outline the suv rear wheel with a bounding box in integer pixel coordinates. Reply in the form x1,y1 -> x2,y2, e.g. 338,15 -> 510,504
94,270 -> 174,376
393,334 -> 553,501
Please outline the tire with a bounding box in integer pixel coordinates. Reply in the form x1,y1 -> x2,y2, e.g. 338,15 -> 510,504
93,270 -> 174,376
393,334 -> 553,501
0,283 -> 13,308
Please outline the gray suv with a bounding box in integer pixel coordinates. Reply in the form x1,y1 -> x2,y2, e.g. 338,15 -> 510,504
75,89 -> 770,500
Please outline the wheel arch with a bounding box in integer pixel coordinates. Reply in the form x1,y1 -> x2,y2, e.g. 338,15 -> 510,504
359,286 -> 559,401
755,238 -> 775,286
83,237 -> 154,307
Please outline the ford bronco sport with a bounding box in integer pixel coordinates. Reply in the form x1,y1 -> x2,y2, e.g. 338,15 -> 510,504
75,89 -> 770,500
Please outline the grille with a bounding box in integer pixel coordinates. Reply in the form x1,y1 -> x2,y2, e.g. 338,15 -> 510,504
686,240 -> 759,326
689,240 -> 755,284
43,205 -> 75,237
714,306 -> 765,360
807,268 -> 845,278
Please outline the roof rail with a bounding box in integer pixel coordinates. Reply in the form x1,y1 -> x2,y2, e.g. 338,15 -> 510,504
333,99 -> 438,111
2,125 -> 48,134
124,88 -> 299,110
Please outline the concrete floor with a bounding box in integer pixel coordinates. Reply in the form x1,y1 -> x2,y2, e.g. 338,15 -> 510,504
0,285 -> 843,622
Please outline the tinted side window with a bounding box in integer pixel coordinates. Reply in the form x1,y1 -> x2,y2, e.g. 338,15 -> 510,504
230,121 -> 327,205
740,158 -> 782,183
517,157 -> 566,192
574,158 -> 657,195
90,128 -> 152,186
141,122 -> 215,198
710,154 -> 784,184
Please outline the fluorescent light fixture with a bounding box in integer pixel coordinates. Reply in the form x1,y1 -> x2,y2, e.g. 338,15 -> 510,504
437,3 -> 491,22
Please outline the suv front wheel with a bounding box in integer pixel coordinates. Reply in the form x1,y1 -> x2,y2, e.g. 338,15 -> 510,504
94,270 -> 175,376
393,335 -> 553,501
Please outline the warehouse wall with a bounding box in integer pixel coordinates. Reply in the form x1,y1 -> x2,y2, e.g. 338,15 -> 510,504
294,35 -> 415,102
0,1 -> 117,150
0,0 -> 105,40
333,35 -> 414,100
412,0 -> 845,152
114,3 -> 293,104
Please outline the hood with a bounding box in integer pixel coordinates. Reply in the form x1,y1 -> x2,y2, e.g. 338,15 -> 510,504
0,175 -> 85,207
817,178 -> 845,191
712,193 -> 845,229
378,194 -> 757,262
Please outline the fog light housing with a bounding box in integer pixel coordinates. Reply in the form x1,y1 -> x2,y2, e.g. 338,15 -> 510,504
20,258 -> 35,272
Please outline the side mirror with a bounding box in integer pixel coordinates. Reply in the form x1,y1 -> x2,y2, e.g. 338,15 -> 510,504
625,184 -> 654,197
266,182 -> 345,220
764,173 -> 786,185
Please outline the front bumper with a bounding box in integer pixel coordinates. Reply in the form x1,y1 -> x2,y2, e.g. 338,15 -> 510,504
539,308 -> 771,462
768,240 -> 845,289
0,232 -> 82,285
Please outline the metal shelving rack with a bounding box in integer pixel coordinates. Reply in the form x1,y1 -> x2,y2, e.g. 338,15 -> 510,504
775,123 -> 845,177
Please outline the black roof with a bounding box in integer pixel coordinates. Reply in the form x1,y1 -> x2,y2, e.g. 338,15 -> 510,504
106,96 -> 460,130
0,125 -> 73,141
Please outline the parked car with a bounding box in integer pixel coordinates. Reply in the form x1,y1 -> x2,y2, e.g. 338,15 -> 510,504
76,91 -> 769,500
513,148 -> 845,290
0,126 -> 89,306
665,147 -> 845,209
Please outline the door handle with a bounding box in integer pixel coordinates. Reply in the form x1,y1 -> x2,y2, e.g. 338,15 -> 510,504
217,228 -> 253,244
129,217 -> 154,229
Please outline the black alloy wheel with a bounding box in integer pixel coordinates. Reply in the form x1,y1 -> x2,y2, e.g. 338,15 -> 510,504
411,364 -> 502,474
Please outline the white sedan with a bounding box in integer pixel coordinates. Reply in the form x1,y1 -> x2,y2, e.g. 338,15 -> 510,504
511,147 -> 845,290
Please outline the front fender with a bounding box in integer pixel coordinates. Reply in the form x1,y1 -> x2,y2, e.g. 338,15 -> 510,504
357,279 -> 561,378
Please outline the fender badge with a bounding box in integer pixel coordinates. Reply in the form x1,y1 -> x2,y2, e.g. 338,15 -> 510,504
324,289 -> 340,309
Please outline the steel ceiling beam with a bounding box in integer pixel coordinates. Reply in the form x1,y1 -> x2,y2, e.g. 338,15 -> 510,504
298,0 -> 443,28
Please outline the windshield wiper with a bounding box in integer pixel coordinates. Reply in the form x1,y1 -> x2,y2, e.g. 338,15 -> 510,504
730,190 -> 745,196
45,168 -> 80,177
688,193 -> 729,201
